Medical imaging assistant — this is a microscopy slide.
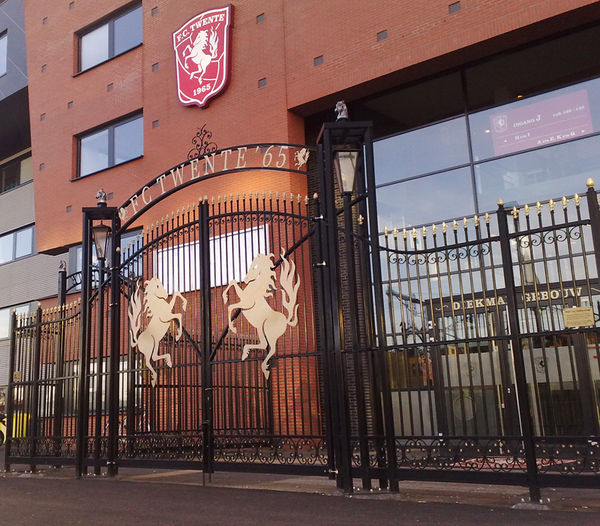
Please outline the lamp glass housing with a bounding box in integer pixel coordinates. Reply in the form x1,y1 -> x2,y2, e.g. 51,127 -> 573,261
334,149 -> 360,194
92,222 -> 111,261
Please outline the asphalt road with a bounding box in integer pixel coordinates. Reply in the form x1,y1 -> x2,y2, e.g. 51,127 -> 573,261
1,475 -> 599,526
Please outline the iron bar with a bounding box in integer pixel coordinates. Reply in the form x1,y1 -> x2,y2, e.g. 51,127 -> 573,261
497,202 -> 540,502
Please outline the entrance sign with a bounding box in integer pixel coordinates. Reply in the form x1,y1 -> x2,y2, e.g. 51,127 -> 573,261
118,144 -> 311,225
173,5 -> 233,108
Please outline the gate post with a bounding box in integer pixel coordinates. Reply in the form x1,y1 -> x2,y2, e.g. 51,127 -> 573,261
29,306 -> 43,472
76,209 -> 93,477
312,184 -> 337,479
497,201 -> 540,502
77,197 -> 120,477
199,199 -> 214,476
107,210 -> 121,476
586,179 -> 600,284
53,264 -> 67,457
363,126 -> 399,492
93,259 -> 105,475
318,128 -> 353,493
5,310 -> 17,472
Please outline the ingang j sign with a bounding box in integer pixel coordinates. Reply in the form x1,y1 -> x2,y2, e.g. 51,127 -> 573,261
173,5 -> 233,108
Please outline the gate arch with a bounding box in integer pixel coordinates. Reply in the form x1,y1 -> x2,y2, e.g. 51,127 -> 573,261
76,144 -> 331,476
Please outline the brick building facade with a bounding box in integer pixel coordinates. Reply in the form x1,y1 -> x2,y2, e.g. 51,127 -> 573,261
24,0 -> 600,255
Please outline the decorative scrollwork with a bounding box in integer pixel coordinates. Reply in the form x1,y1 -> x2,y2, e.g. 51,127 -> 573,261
393,437 -> 528,473
187,124 -> 218,160
212,435 -> 327,465
535,438 -> 600,474
387,244 -> 491,267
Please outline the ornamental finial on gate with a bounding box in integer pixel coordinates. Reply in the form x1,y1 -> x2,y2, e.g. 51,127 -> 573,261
187,124 -> 218,160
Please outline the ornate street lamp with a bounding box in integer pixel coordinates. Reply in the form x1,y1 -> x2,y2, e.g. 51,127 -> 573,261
333,148 -> 360,195
77,187 -> 121,479
332,100 -> 360,195
91,188 -> 111,261
91,222 -> 111,262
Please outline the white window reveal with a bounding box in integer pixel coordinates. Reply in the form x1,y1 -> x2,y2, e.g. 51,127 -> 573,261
155,225 -> 269,294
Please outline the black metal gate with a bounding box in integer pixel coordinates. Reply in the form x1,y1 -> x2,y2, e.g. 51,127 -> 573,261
111,192 -> 327,474
5,131 -> 600,498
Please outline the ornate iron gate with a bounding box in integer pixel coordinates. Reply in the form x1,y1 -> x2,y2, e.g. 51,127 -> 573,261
6,131 -> 600,498
113,193 -> 327,473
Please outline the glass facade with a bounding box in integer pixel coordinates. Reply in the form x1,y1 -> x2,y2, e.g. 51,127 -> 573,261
370,24 -> 600,230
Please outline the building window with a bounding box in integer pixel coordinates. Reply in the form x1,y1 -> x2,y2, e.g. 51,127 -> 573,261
78,113 -> 143,177
0,225 -> 35,265
0,31 -> 7,76
0,152 -> 33,194
155,225 -> 269,294
79,4 -> 142,72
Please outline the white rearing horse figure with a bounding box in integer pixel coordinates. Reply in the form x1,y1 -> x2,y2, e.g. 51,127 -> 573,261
183,27 -> 219,82
222,249 -> 300,379
128,277 -> 187,387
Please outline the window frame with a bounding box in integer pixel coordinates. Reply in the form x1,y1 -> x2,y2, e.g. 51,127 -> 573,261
76,111 -> 143,178
0,30 -> 7,77
77,2 -> 142,73
0,151 -> 33,194
0,224 -> 35,266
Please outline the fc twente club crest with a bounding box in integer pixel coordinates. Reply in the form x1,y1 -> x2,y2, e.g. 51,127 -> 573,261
173,5 -> 233,108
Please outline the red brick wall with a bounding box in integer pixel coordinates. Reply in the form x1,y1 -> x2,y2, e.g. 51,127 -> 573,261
25,0 -> 600,253
284,0 -> 600,111
26,1 -> 305,254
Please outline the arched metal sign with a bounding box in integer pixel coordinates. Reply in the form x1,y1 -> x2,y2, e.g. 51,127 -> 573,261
117,143 -> 313,232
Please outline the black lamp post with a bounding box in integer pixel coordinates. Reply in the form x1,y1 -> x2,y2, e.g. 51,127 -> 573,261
76,188 -> 121,479
316,102 -> 399,493
90,218 -> 110,476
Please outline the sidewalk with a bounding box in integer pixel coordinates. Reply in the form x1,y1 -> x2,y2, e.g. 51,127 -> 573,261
2,447 -> 599,514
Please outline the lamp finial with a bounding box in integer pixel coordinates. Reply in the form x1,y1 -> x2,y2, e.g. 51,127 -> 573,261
335,100 -> 349,121
96,188 -> 107,207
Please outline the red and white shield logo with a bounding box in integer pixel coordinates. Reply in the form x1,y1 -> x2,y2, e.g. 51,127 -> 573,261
173,5 -> 233,108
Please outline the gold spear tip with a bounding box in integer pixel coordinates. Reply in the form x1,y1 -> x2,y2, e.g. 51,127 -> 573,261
586,177 -> 595,188
497,198 -> 504,206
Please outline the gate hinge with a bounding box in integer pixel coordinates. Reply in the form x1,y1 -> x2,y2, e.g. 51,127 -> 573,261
328,468 -> 338,475
313,214 -> 324,221
313,261 -> 327,268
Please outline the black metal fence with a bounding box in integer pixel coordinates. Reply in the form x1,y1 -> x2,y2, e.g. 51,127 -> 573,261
342,183 -> 600,498
5,301 -> 81,468
116,193 -> 324,472
5,131 -> 600,498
